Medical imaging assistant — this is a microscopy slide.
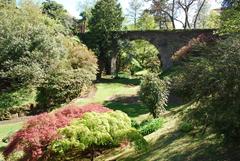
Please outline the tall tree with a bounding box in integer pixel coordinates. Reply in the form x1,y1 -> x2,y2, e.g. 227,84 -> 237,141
88,0 -> 124,78
137,11 -> 158,30
42,0 -> 74,33
192,0 -> 210,28
147,0 -> 207,29
78,0 -> 97,32
147,0 -> 178,29
177,0 -> 207,29
127,0 -> 144,28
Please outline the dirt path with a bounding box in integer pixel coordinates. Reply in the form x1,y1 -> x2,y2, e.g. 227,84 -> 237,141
0,116 -> 30,125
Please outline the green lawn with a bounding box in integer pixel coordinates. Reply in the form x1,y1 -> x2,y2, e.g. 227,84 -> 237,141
0,122 -> 23,148
0,122 -> 23,160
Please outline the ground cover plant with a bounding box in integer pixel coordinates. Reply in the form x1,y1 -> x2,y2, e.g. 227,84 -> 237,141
138,118 -> 164,136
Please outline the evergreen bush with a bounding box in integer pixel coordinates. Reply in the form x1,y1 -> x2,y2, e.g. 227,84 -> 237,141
139,74 -> 170,118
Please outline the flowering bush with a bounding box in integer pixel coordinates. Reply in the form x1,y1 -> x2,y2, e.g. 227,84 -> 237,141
3,104 -> 110,161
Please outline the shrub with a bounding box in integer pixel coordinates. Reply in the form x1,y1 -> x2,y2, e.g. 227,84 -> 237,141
139,74 -> 170,118
138,118 -> 164,136
47,111 -> 148,161
36,68 -> 96,109
3,104 -> 110,161
174,35 -> 240,142
0,3 -> 67,87
36,37 -> 98,109
220,5 -> 240,34
66,39 -> 98,74
0,4 -> 98,111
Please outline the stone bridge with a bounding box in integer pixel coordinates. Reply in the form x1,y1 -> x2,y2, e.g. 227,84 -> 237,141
80,29 -> 215,73
118,29 -> 214,70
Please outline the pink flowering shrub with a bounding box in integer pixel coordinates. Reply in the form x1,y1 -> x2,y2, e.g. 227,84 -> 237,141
3,104 -> 110,161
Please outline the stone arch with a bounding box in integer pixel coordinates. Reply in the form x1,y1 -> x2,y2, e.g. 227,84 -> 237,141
125,39 -> 162,72
80,29 -> 214,74
119,29 -> 214,70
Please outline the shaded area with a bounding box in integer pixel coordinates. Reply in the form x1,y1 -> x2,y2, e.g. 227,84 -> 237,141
122,129 -> 240,161
103,96 -> 149,117
98,77 -> 141,86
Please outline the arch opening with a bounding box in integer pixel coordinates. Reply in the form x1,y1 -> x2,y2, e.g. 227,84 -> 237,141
117,39 -> 161,76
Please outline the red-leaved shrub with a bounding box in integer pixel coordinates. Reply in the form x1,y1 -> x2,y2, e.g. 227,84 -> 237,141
3,104 -> 110,161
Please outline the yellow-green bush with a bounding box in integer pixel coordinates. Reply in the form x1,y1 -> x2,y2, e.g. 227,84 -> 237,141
48,111 -> 148,160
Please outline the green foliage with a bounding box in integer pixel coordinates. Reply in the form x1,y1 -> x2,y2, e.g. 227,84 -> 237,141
41,0 -> 74,34
0,87 -> 36,120
131,40 -> 160,73
5,151 -> 24,161
138,118 -> 164,136
139,74 -> 170,118
220,5 -> 240,34
48,111 -> 148,160
174,35 -> 240,141
36,37 -> 97,109
89,0 -> 123,34
206,11 -> 220,29
0,3 -> 67,87
137,12 -> 158,30
179,121 -> 194,133
87,0 -> 124,77
0,87 -> 36,110
36,69 -> 94,109
118,40 -> 160,75
0,4 -> 98,110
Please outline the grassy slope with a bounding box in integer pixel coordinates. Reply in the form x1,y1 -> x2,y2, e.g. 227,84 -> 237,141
75,78 -> 149,119
97,104 -> 231,161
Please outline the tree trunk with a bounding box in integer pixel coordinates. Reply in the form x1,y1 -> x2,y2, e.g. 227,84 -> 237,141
90,149 -> 94,161
97,53 -> 104,80
105,57 -> 112,75
193,0 -> 206,28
